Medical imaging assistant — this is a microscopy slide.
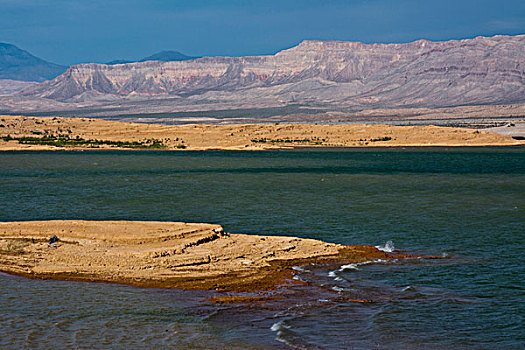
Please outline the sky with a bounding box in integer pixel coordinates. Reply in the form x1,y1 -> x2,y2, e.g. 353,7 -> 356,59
0,0 -> 524,65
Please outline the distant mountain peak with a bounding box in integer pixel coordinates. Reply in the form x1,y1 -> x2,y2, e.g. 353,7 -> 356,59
140,50 -> 198,62
0,42 -> 67,82
106,50 -> 199,65
0,42 -> 17,49
105,59 -> 134,65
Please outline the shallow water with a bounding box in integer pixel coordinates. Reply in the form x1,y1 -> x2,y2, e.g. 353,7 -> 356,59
0,148 -> 523,349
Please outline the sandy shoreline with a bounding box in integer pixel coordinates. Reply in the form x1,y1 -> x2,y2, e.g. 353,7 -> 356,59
0,220 -> 403,293
1,115 -> 522,151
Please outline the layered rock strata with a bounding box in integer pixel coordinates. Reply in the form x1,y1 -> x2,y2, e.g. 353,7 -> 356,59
19,35 -> 525,110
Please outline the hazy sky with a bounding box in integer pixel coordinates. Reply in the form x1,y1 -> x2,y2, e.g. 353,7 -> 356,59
1,0 -> 524,65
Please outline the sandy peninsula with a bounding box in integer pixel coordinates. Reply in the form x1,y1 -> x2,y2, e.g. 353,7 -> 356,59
0,115 -> 522,151
0,220 -> 397,293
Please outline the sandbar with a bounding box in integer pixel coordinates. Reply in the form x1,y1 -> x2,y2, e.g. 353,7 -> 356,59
0,220 -> 396,292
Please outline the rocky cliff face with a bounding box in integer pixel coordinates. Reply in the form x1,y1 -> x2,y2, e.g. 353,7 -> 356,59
19,35 -> 525,109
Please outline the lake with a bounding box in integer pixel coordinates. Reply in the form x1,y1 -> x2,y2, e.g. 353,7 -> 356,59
1,148 -> 523,349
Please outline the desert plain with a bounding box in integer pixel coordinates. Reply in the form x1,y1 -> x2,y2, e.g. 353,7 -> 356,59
0,114 -> 523,151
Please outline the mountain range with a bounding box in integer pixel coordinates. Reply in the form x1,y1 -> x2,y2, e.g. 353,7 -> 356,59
0,43 -> 199,96
1,35 -> 524,120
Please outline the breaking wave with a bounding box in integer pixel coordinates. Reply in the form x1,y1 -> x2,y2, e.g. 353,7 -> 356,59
376,240 -> 395,252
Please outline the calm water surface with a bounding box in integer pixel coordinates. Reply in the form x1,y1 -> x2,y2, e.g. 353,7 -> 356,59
0,148 -> 523,349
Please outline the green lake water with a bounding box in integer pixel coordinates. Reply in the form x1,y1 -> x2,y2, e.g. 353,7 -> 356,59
0,148 -> 523,349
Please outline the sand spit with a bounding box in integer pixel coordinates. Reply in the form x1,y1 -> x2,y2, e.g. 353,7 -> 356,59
0,115 -> 522,151
0,220 -> 397,292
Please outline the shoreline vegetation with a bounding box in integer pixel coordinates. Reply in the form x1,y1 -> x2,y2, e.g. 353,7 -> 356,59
0,220 -> 414,295
0,115 -> 522,151
0,134 -> 170,149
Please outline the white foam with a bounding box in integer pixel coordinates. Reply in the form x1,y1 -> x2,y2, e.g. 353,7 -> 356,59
402,285 -> 415,292
339,263 -> 359,271
327,268 -> 346,282
270,321 -> 282,332
292,266 -> 309,272
271,320 -> 290,332
376,240 -> 395,252
271,320 -> 296,348
338,259 -> 389,272
328,270 -> 345,282
367,259 -> 387,264
332,286 -> 344,292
